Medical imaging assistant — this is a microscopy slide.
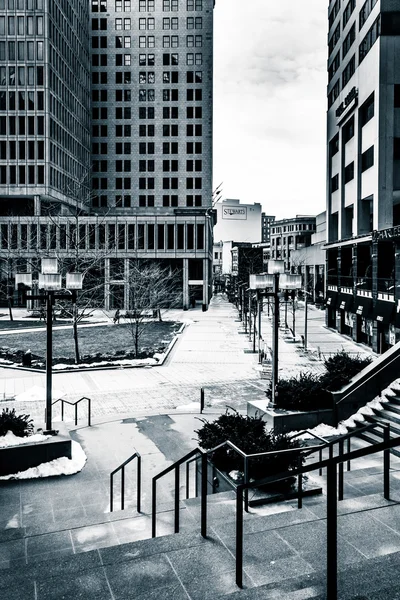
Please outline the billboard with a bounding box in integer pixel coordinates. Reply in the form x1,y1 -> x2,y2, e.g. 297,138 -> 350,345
222,206 -> 247,220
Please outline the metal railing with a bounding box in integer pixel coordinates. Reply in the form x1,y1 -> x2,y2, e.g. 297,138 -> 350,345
152,448 -> 208,539
110,451 -> 141,513
235,430 -> 398,599
51,396 -> 91,427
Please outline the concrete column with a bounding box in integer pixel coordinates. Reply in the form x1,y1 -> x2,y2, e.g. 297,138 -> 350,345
104,258 -> 110,311
395,242 -> 400,307
124,258 -> 129,310
352,244 -> 358,342
34,195 -> 40,216
372,241 -> 379,353
183,258 -> 189,310
203,257 -> 209,309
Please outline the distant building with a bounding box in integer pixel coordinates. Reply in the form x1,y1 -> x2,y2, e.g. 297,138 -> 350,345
261,214 -> 275,243
213,199 -> 262,244
270,215 -> 316,272
290,212 -> 326,303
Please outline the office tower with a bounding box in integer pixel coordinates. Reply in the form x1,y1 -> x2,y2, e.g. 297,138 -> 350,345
326,0 -> 400,352
0,0 -> 214,310
0,0 -> 91,215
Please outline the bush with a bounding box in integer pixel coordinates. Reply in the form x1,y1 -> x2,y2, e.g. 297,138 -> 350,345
321,350 -> 372,391
195,409 -> 303,482
275,372 -> 332,412
0,408 -> 33,438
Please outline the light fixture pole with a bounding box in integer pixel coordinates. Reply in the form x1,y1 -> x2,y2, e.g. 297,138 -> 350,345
15,259 -> 82,434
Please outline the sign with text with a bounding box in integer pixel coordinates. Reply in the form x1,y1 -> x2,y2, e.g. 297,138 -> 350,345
222,206 -> 247,220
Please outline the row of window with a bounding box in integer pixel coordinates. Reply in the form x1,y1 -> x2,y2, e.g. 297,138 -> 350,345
91,0 -> 203,11
96,53 -> 202,69
0,0 -> 44,8
0,114 -> 44,135
94,106 -> 203,121
0,65 -> 44,87
0,139 -> 44,159
0,90 -> 43,111
0,163 -> 44,184
1,220 -> 206,253
93,88 -> 202,103
93,176 -> 204,190
92,141 -> 202,154
93,159 -> 203,171
96,34 -> 203,48
330,145 -> 374,192
0,15 -> 44,36
0,41 -> 44,62
94,194 -> 203,208
93,123 -> 203,136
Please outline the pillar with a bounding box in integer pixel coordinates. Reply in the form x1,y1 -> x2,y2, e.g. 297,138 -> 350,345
124,258 -> 129,310
183,258 -> 189,310
203,257 -> 209,309
372,240 -> 379,353
34,195 -> 40,216
352,244 -> 358,343
104,258 -> 110,311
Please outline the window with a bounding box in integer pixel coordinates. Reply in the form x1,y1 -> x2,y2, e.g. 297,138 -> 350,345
331,174 -> 339,193
342,55 -> 355,87
361,146 -> 374,172
342,23 -> 355,58
359,16 -> 380,63
329,0 -> 340,29
329,133 -> 339,158
344,161 -> 354,183
328,80 -> 340,108
116,195 -> 131,207
359,0 -> 378,30
343,0 -> 355,28
360,93 -> 374,126
329,23 -> 340,56
328,52 -> 340,82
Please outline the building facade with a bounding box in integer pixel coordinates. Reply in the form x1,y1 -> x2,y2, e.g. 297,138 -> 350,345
326,0 -> 400,352
0,0 -> 214,310
270,215 -> 316,272
213,198 -> 263,244
291,212 -> 326,303
261,213 -> 275,243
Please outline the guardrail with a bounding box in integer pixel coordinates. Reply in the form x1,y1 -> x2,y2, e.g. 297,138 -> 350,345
110,451 -> 141,513
52,396 -> 91,427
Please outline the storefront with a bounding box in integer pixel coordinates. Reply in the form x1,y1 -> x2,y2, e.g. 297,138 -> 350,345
337,293 -> 354,336
325,290 -> 338,328
354,296 -> 373,346
373,300 -> 395,353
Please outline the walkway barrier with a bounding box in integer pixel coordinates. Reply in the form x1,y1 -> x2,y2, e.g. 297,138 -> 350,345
110,451 -> 141,513
52,396 -> 91,427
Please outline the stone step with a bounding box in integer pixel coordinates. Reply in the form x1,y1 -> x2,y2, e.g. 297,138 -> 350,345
374,406 -> 400,427
364,413 -> 400,436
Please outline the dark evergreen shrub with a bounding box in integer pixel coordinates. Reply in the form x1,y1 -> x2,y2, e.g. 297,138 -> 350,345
195,410 -> 303,482
0,408 -> 34,438
321,350 -> 372,391
275,372 -> 332,412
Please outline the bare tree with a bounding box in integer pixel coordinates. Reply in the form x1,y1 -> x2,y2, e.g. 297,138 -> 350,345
125,260 -> 182,357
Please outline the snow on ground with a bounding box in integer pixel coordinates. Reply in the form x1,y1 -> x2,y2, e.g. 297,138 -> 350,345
14,386 -> 65,402
294,379 -> 400,440
0,440 -> 87,480
0,431 -> 51,448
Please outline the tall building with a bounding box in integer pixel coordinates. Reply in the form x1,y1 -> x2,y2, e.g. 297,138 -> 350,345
270,215 -> 316,272
261,213 -> 275,243
0,0 -> 91,216
0,0 -> 214,310
326,0 -> 400,352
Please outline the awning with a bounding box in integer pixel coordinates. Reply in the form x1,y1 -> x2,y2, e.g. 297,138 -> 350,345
325,290 -> 338,309
373,300 -> 395,324
337,293 -> 354,312
354,296 -> 373,318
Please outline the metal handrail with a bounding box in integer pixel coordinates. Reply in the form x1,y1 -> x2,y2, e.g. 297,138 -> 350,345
235,428 -> 396,597
110,451 -> 141,513
152,447 -> 208,539
51,396 -> 91,427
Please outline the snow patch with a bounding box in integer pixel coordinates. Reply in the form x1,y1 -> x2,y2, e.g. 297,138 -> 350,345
0,440 -> 86,480
0,431 -> 51,448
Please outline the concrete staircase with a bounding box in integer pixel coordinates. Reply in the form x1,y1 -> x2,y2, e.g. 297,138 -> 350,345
2,443 -> 400,599
351,384 -> 400,458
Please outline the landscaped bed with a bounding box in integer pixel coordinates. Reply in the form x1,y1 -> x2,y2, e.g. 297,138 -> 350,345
0,321 -> 181,369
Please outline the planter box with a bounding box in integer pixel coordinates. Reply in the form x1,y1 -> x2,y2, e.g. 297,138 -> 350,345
247,400 -> 335,434
0,422 -> 72,476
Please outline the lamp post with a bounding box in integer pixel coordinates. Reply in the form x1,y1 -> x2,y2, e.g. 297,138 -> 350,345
250,263 -> 302,408
15,259 -> 83,434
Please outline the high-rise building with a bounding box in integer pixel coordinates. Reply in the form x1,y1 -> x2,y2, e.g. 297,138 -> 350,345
0,0 -> 91,215
0,0 -> 214,310
326,0 -> 400,352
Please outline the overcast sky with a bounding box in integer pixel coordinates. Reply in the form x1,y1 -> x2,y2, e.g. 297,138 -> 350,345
213,0 -> 328,220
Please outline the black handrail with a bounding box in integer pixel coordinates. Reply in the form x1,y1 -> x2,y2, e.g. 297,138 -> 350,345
152,447 -> 207,539
52,396 -> 91,427
234,430 -> 399,596
110,451 -> 141,513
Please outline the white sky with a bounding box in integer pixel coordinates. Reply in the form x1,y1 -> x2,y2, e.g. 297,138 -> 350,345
213,0 -> 328,219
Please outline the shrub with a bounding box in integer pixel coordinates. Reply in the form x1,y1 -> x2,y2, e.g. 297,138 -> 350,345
195,409 -> 303,482
321,350 -> 372,391
0,408 -> 34,438
275,372 -> 332,412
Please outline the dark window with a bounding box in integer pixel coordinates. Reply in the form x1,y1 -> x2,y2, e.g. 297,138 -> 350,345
359,15 -> 380,63
359,0 -> 378,30
342,116 -> 354,143
342,54 -> 355,86
343,0 -> 355,28
360,93 -> 374,126
331,174 -> 339,193
344,161 -> 354,183
342,22 -> 355,58
361,146 -> 374,172
329,133 -> 339,158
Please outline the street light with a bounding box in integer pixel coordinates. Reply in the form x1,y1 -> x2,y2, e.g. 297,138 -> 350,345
15,258 -> 83,434
250,263 -> 302,409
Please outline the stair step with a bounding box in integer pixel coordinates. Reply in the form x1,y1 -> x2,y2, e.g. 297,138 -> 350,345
364,413 -> 400,436
374,407 -> 400,427
384,401 -> 400,416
